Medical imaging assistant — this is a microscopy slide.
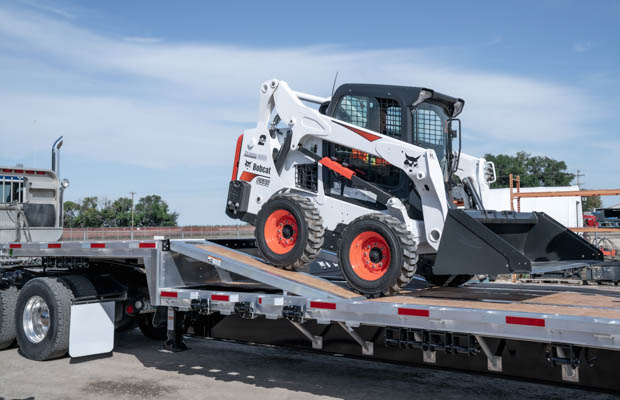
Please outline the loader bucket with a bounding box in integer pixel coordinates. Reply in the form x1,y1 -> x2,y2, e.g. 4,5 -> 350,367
433,209 -> 604,275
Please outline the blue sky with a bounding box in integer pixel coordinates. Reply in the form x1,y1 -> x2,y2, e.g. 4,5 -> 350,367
1,0 -> 619,224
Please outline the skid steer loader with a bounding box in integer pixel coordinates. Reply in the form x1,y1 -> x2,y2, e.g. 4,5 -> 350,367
225,79 -> 602,296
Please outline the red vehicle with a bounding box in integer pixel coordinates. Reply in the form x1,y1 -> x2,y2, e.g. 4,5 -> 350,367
583,214 -> 599,227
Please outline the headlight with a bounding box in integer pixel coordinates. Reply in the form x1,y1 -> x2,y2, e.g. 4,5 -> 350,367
61,179 -> 70,189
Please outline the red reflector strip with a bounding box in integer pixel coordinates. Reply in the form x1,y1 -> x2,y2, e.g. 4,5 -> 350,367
9,243 -> 21,249
160,291 -> 178,298
211,294 -> 230,301
2,169 -> 11,173
506,316 -> 545,327
139,242 -> 156,248
48,243 -> 61,248
36,171 -> 46,175
13,169 -> 24,174
90,243 -> 106,248
310,301 -> 336,310
397,308 -> 430,317
258,297 -> 263,304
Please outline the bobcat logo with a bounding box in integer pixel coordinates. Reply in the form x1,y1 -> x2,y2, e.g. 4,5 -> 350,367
244,160 -> 252,168
404,154 -> 421,168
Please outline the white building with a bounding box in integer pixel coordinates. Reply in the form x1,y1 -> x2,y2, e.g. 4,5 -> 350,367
485,186 -> 582,228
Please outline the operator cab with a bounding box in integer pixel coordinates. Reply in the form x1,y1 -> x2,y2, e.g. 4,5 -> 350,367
320,84 -> 464,217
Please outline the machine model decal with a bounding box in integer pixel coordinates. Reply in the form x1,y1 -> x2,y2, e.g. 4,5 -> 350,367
239,171 -> 270,187
244,151 -> 267,161
333,120 -> 381,142
404,154 -> 421,168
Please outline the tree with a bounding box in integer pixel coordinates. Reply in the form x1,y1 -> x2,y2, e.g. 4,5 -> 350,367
582,194 -> 602,212
77,197 -> 103,227
484,151 -> 575,188
63,201 -> 81,228
134,195 -> 178,227
101,197 -> 133,227
63,194 -> 178,227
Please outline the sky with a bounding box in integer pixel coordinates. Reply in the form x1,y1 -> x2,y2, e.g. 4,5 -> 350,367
1,0 -> 619,225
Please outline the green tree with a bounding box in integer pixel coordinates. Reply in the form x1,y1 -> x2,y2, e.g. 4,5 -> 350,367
134,195 -> 178,227
484,151 -> 575,188
63,195 -> 178,227
63,200 -> 81,228
582,194 -> 602,212
101,197 -> 133,227
76,197 -> 103,227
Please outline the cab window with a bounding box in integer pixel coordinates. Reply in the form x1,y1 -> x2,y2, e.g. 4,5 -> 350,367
1,176 -> 25,203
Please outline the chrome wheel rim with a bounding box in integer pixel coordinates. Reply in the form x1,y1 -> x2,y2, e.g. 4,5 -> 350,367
23,296 -> 50,343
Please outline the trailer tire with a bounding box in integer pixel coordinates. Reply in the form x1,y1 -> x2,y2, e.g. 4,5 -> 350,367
15,278 -> 74,361
339,214 -> 417,297
137,311 -> 167,340
60,275 -> 98,299
255,193 -> 324,270
0,286 -> 19,350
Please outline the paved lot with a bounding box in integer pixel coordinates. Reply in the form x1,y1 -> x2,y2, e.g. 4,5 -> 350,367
0,331 -> 618,400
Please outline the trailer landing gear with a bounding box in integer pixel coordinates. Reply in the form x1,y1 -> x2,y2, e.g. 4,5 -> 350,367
163,308 -> 188,352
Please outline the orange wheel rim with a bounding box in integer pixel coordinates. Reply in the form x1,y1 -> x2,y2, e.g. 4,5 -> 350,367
349,231 -> 391,280
264,209 -> 299,255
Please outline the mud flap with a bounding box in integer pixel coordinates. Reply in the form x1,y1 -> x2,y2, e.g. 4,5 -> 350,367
433,210 -> 603,275
69,301 -> 115,358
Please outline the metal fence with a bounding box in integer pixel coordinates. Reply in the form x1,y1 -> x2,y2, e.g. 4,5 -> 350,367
61,225 -> 255,241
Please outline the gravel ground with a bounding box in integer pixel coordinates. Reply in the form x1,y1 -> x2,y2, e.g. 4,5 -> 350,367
0,330 -> 618,400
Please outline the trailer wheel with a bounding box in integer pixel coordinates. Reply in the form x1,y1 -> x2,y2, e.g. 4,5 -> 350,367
15,278 -> 74,361
137,311 -> 167,340
255,193 -> 324,270
339,214 -> 417,297
0,286 -> 19,350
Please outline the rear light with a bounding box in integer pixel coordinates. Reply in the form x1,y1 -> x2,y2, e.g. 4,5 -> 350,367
231,134 -> 244,181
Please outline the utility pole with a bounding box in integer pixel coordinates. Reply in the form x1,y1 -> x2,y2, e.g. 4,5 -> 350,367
574,169 -> 585,189
130,192 -> 136,240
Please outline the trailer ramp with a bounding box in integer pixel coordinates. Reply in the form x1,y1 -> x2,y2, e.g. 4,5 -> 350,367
169,241 -> 361,300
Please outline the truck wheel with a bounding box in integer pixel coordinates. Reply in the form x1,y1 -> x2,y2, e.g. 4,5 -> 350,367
15,278 -> 74,361
339,214 -> 417,297
137,312 -> 167,341
255,193 -> 324,270
60,275 -> 97,299
0,286 -> 19,350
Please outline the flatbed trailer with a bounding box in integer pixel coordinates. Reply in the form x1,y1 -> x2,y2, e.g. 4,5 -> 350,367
1,239 -> 620,392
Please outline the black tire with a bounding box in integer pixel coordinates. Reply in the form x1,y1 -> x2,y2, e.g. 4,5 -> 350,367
60,275 -> 97,298
15,277 -> 74,361
137,310 -> 167,340
339,214 -> 417,297
255,193 -> 324,270
0,286 -> 19,350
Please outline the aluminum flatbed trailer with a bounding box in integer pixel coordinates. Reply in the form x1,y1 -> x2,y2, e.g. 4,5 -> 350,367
1,239 -> 620,392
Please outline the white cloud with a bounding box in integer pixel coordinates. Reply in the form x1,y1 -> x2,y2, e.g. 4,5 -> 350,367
573,41 -> 592,53
0,5 -> 614,223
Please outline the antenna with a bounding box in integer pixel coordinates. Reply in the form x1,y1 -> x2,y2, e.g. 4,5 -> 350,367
331,71 -> 339,98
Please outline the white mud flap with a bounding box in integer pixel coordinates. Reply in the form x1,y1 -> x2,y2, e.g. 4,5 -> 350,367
69,302 -> 115,358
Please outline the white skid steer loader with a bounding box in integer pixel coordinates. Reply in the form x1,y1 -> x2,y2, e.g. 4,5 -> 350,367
225,79 -> 602,297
